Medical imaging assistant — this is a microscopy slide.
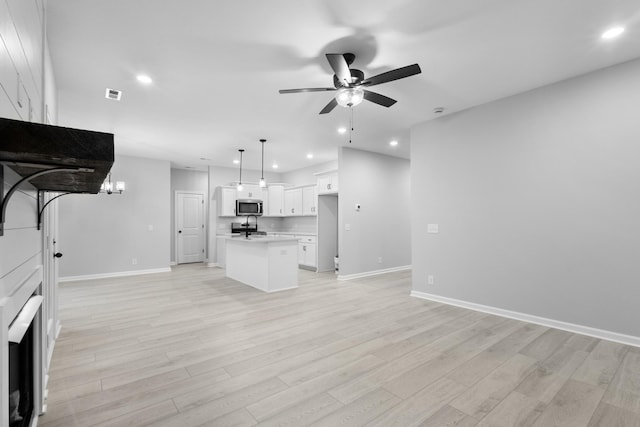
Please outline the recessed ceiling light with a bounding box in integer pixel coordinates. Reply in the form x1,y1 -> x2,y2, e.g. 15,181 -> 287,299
272,163 -> 279,169
306,153 -> 313,159
337,127 -> 347,134
136,74 -> 153,84
389,140 -> 398,147
601,27 -> 625,39
233,159 -> 240,164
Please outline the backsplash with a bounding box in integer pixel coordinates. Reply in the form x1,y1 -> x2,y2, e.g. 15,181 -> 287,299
216,216 -> 316,234
280,217 -> 316,234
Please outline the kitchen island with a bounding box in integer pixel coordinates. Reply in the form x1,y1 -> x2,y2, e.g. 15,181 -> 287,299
225,235 -> 299,292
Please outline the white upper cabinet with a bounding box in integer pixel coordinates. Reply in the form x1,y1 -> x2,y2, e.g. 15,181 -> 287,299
302,185 -> 317,215
317,171 -> 338,194
284,185 -> 317,217
218,184 -> 316,217
218,187 -> 237,217
266,185 -> 284,217
236,184 -> 261,200
284,187 -> 302,216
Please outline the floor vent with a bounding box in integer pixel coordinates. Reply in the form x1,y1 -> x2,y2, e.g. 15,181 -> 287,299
105,88 -> 122,101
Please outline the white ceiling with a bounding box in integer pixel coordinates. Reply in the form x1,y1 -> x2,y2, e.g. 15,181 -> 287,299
46,0 -> 640,173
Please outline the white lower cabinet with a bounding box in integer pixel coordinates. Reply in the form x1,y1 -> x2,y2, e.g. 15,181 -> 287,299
297,235 -> 317,268
216,236 -> 227,268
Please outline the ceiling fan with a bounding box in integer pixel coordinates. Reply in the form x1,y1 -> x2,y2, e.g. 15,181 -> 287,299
279,53 -> 422,114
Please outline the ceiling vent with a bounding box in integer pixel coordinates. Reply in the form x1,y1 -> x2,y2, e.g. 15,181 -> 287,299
105,88 -> 122,101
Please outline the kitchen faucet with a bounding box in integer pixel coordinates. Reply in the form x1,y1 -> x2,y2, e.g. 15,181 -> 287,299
244,215 -> 258,239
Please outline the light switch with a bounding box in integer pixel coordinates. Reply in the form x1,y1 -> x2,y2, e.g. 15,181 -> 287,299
148,224 -> 154,231
427,224 -> 439,233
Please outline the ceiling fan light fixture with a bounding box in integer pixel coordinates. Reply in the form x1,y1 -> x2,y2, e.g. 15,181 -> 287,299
336,87 -> 364,108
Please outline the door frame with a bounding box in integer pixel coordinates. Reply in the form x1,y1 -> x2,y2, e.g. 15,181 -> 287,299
174,190 -> 206,264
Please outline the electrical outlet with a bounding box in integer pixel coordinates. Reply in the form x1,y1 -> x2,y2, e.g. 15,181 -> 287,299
428,275 -> 434,285
132,258 -> 138,265
345,224 -> 351,231
378,257 -> 382,264
427,224 -> 439,233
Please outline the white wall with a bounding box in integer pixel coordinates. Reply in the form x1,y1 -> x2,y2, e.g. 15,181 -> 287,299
58,155 -> 171,278
170,168 -> 208,263
411,58 -> 640,339
338,147 -> 411,277
281,159 -> 338,186
0,0 -> 46,294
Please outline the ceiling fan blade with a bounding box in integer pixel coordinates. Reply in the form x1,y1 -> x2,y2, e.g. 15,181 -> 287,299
361,64 -> 422,87
319,98 -> 338,114
326,53 -> 352,86
279,88 -> 336,94
363,90 -> 397,107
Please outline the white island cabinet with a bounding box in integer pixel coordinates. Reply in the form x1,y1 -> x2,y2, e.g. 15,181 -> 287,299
225,236 -> 299,292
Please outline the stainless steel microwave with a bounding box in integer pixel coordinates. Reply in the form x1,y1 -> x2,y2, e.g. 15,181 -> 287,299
236,199 -> 263,216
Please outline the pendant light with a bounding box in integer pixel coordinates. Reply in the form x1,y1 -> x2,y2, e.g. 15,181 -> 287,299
259,139 -> 267,187
237,149 -> 244,192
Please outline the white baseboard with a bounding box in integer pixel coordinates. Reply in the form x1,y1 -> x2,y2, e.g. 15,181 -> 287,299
411,290 -> 640,348
266,285 -> 298,293
169,261 -> 177,266
337,265 -> 411,281
59,267 -> 172,283
207,262 -> 222,268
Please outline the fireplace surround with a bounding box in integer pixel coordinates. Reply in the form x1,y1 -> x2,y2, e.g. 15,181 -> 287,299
1,267 -> 44,427
8,295 -> 42,426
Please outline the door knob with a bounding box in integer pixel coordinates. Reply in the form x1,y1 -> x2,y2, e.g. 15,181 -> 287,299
178,230 -> 182,234
54,252 -> 63,258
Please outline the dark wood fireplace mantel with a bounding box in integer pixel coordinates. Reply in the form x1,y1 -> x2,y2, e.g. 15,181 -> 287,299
0,117 -> 114,235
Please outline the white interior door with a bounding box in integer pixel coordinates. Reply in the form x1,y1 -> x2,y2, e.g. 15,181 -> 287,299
176,192 -> 205,264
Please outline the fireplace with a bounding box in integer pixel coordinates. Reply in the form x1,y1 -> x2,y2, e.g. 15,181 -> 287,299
8,325 -> 33,426
7,295 -> 42,427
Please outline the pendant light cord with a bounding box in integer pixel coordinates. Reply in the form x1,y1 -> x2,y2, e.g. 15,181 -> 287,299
238,149 -> 244,185
261,139 -> 265,181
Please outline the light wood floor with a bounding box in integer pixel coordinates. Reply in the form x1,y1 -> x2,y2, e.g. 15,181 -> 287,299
39,265 -> 640,426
